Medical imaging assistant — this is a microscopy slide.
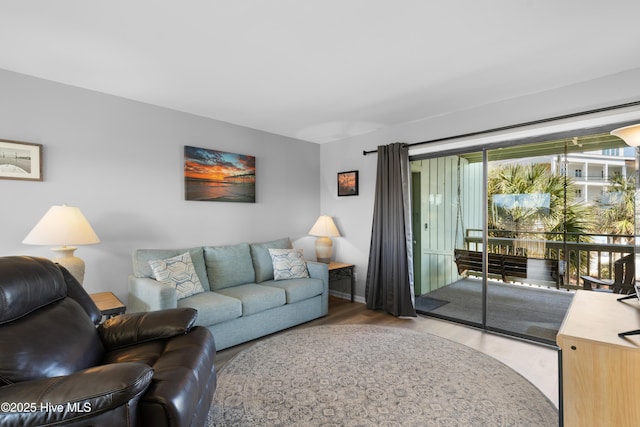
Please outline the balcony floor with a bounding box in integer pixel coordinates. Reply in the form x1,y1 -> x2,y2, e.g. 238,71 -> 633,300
416,278 -> 575,344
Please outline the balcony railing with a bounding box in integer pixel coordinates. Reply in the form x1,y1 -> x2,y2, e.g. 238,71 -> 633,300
463,228 -> 635,290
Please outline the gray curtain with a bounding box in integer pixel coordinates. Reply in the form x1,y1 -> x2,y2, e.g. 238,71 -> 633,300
365,142 -> 416,317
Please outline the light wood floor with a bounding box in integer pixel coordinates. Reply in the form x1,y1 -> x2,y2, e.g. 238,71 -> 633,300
215,296 -> 560,408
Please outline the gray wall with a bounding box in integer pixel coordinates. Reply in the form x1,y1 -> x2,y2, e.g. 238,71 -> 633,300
3,66 -> 640,306
320,68 -> 640,302
0,69 -> 321,302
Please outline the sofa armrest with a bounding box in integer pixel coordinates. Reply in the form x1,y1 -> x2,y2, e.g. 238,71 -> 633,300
128,276 -> 178,312
0,362 -> 152,427
307,261 -> 329,315
307,261 -> 329,287
98,308 -> 198,351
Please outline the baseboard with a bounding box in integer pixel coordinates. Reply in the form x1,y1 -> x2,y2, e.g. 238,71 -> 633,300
329,289 -> 366,304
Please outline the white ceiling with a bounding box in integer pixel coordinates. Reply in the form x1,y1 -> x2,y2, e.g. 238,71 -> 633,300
1,1 -> 640,144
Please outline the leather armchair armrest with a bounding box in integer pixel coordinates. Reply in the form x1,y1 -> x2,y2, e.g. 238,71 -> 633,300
98,308 -> 198,351
0,362 -> 152,427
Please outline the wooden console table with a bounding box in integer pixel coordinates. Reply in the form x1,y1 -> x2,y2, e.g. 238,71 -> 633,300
557,290 -> 640,427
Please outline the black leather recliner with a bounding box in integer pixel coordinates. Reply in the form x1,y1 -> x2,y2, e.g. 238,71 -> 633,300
0,256 -> 217,427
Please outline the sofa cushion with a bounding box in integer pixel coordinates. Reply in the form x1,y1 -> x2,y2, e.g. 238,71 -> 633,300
177,291 -> 242,326
204,243 -> 256,290
250,237 -> 292,283
269,248 -> 310,280
259,278 -> 324,304
215,284 -> 286,316
148,252 -> 205,300
133,248 -> 210,292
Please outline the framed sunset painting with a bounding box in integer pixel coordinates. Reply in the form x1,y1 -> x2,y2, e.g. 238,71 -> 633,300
337,170 -> 358,196
184,146 -> 256,202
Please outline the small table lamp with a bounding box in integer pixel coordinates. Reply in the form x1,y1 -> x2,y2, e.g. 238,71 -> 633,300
309,215 -> 340,263
23,205 -> 100,284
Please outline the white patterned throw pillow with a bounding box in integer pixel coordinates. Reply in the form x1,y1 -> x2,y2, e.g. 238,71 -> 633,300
149,252 -> 205,299
268,248 -> 310,280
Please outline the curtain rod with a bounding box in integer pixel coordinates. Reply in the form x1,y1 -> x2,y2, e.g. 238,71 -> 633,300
362,100 -> 640,156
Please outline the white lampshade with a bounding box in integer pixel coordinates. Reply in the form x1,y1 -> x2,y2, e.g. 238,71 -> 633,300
309,215 -> 340,263
308,215 -> 341,238
611,124 -> 640,147
23,205 -> 100,284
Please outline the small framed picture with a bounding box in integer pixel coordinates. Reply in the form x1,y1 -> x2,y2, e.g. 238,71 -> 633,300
338,170 -> 358,196
0,140 -> 43,181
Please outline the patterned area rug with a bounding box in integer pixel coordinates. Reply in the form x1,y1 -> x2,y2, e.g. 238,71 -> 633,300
208,325 -> 558,426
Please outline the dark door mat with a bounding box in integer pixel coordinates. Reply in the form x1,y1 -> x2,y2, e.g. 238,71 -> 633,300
415,295 -> 450,312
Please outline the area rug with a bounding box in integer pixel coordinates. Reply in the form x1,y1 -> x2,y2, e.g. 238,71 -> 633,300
208,325 -> 558,426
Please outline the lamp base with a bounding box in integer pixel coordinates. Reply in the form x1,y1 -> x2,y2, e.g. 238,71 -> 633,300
315,236 -> 333,264
51,246 -> 85,285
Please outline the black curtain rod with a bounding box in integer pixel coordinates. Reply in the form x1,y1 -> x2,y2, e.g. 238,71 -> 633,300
362,100 -> 640,156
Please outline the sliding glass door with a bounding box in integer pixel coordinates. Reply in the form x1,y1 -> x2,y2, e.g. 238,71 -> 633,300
485,148 -> 572,342
412,131 -> 636,344
411,152 -> 484,326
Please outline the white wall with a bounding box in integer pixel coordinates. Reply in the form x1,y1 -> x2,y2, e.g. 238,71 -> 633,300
320,68 -> 640,302
0,69 -> 321,303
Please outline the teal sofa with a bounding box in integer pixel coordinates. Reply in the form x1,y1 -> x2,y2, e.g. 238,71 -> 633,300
128,238 -> 329,350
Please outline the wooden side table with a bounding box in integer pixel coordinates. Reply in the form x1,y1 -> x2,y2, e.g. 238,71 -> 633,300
90,292 -> 126,319
328,262 -> 355,302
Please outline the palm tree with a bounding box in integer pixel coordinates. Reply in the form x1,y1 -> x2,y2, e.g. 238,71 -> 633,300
487,162 -> 595,260
594,173 -> 635,244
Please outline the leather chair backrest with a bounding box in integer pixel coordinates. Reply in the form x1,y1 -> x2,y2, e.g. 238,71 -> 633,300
59,263 -> 103,325
0,256 -> 67,324
0,257 -> 104,385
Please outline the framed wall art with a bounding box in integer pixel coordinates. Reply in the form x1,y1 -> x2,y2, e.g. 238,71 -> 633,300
338,170 -> 358,196
0,140 -> 42,181
184,146 -> 256,202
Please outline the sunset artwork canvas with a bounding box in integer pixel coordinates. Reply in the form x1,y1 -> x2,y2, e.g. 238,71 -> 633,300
184,146 -> 256,202
337,170 -> 358,196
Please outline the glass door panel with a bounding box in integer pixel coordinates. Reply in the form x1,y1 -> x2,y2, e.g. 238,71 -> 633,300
485,147 -> 572,343
411,153 -> 484,326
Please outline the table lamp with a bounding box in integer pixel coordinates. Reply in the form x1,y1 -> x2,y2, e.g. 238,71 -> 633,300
23,205 -> 100,284
308,215 -> 340,263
